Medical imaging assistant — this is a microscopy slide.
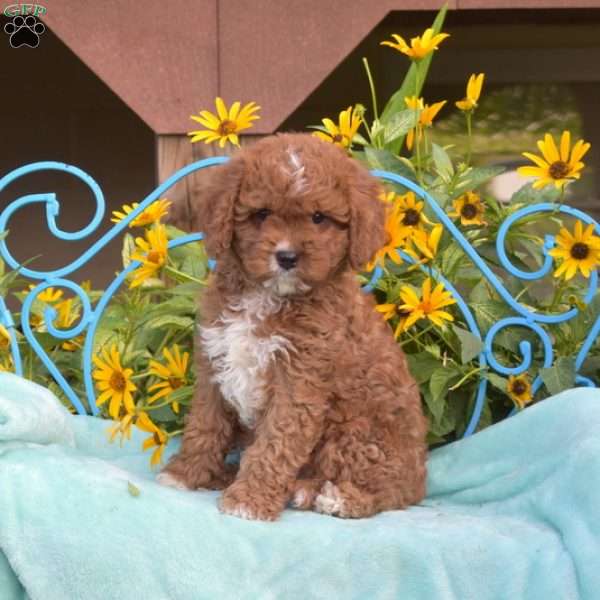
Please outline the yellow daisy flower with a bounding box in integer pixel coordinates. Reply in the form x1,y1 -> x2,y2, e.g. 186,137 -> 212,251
409,224 -> 443,261
548,220 -> 600,280
313,106 -> 362,150
507,374 -> 532,409
55,298 -> 78,329
455,73 -> 485,112
148,345 -> 190,412
129,224 -> 168,288
378,191 -> 396,204
517,131 -> 590,190
448,191 -> 487,226
0,324 -> 11,350
404,97 -> 446,151
107,410 -> 136,445
136,412 -> 168,467
92,345 -> 137,419
188,98 -> 260,148
54,298 -> 83,351
111,199 -> 171,228
29,285 -> 63,304
366,205 -> 410,271
0,355 -> 13,373
381,28 -> 450,60
398,278 -> 456,330
375,302 -> 415,338
394,191 -> 433,235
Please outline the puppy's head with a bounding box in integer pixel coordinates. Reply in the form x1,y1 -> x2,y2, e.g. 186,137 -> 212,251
195,133 -> 384,296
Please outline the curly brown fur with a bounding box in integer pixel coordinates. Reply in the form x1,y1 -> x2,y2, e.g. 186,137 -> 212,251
158,133 -> 427,520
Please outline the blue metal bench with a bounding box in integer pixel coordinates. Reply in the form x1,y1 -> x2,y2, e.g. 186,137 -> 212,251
0,158 -> 597,438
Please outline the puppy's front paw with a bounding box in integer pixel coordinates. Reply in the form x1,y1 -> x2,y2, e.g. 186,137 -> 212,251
159,456 -> 235,491
219,481 -> 282,522
156,471 -> 191,491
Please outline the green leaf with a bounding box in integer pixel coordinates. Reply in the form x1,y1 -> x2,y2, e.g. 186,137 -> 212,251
166,282 -> 205,297
452,166 -> 505,197
511,181 -> 561,205
145,315 -> 194,331
383,109 -> 420,144
431,143 -> 454,182
121,233 -> 136,269
363,148 -> 416,181
486,372 -> 508,394
453,325 -> 484,364
406,351 -> 443,385
428,366 -> 462,423
379,4 -> 448,154
540,357 -> 576,395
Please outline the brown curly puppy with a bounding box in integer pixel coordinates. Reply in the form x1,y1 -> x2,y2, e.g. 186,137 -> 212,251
157,133 -> 427,521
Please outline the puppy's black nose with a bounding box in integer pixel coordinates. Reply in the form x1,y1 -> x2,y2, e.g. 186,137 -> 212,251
275,250 -> 298,270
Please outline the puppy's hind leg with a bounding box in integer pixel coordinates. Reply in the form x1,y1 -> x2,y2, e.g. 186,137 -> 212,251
289,478 -> 324,510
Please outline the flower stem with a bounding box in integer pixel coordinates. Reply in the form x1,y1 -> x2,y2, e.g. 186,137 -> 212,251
449,366 -> 486,391
362,57 -> 379,123
400,322 -> 434,348
414,63 -> 423,186
549,279 -> 567,312
465,111 -> 473,165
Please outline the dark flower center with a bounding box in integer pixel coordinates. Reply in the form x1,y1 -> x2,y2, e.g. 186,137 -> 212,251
147,250 -> 162,264
511,380 -> 528,396
403,209 -> 421,226
570,242 -> 589,260
332,134 -> 345,144
549,160 -> 570,180
109,371 -> 126,392
168,377 -> 183,390
461,203 -> 478,219
218,120 -> 237,136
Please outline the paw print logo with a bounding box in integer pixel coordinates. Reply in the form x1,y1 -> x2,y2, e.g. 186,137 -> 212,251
4,15 -> 45,48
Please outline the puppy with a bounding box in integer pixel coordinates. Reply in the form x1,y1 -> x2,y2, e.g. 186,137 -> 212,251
157,133 -> 427,520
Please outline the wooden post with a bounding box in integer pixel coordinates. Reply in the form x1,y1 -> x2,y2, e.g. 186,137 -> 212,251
155,134 -> 263,232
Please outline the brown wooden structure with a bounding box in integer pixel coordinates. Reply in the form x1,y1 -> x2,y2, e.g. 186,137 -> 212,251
1,1 -> 600,283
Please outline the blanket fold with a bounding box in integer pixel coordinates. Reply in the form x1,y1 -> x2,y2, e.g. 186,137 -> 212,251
0,372 -> 74,447
0,377 -> 599,600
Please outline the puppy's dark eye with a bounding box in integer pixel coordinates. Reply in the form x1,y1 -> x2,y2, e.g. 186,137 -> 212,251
312,212 -> 326,224
253,208 -> 271,223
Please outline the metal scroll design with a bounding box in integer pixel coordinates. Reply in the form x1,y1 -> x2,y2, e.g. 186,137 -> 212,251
0,158 -> 225,415
365,171 -> 599,435
0,160 -> 597,435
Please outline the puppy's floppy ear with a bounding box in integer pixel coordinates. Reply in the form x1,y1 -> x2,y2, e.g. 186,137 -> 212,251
190,156 -> 245,258
347,162 -> 385,270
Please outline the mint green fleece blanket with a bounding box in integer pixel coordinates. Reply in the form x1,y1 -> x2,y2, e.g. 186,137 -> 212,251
1,371 -> 599,600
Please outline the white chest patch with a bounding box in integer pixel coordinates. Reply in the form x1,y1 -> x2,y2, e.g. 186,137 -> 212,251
200,292 -> 292,427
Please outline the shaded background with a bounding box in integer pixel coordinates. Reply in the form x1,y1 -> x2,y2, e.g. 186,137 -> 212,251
1,1 -> 600,285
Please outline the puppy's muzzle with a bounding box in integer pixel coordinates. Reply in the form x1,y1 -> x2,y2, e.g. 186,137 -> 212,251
275,250 -> 298,271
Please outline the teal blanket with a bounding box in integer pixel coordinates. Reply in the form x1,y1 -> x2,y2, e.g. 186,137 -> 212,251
0,372 -> 598,600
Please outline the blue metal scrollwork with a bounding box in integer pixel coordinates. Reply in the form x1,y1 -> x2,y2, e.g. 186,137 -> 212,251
0,159 -> 597,437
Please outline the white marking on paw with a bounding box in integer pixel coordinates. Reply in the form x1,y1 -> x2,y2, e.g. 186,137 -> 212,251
292,488 -> 308,508
156,472 -> 190,491
314,481 -> 345,515
220,502 -> 258,520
